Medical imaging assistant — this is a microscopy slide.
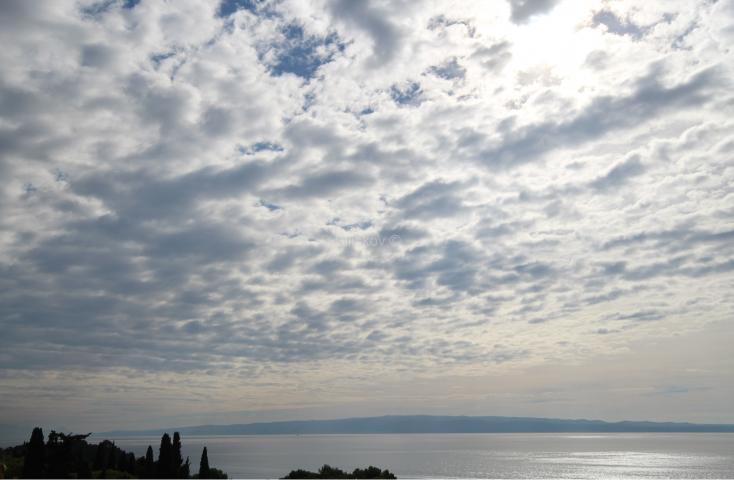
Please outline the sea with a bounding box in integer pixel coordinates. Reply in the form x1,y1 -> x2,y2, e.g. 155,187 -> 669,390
99,433 -> 734,479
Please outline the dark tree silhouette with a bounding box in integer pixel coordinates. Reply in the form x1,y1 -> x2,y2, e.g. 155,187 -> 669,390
77,456 -> 92,479
181,456 -> 190,479
282,464 -> 396,479
93,440 -> 108,471
144,445 -> 156,478
116,448 -> 128,472
172,432 -> 184,478
157,433 -> 174,478
107,443 -> 117,471
22,427 -> 45,478
126,452 -> 137,475
198,447 -> 210,479
9,428 -> 228,479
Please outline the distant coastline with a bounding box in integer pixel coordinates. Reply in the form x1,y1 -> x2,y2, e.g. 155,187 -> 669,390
98,415 -> 734,437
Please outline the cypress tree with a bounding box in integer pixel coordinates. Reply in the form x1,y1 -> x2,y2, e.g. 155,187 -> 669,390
172,432 -> 183,477
198,447 -> 210,479
22,427 -> 45,478
144,446 -> 156,478
157,433 -> 173,478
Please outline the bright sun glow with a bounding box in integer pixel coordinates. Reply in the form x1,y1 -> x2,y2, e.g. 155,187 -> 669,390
511,0 -> 603,72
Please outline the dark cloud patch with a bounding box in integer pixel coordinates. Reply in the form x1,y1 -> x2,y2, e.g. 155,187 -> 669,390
427,15 -> 476,37
265,245 -> 323,273
395,180 -> 467,220
81,44 -> 116,68
392,240 -> 484,294
590,155 -> 645,191
309,258 -> 350,276
329,0 -> 401,67
507,0 -> 561,24
274,170 -> 374,199
327,218 -> 372,231
378,224 -> 429,244
602,226 -> 734,253
604,310 -> 664,322
471,42 -> 512,72
73,160 -> 273,220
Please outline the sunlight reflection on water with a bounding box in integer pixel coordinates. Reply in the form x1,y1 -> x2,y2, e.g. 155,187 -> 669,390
105,433 -> 734,479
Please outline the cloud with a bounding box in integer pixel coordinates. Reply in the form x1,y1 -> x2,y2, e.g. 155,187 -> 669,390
274,169 -> 375,199
328,0 -> 401,67
478,66 -> 720,169
590,154 -> 646,191
507,0 -> 561,24
1,0 -> 734,431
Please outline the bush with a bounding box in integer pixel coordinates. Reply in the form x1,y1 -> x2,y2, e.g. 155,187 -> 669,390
282,464 -> 396,479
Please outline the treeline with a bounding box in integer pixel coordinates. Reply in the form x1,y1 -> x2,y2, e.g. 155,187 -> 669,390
282,465 -> 396,479
0,428 -> 226,479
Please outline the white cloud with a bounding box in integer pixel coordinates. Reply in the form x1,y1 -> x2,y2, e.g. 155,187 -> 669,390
1,0 -> 733,432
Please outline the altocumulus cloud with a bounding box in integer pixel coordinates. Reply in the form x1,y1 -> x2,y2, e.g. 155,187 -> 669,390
1,0 -> 734,431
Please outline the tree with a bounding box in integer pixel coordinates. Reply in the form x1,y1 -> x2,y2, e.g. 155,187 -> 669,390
144,445 -> 155,478
172,432 -> 183,478
157,433 -> 173,478
93,441 -> 111,471
107,444 -> 117,471
126,452 -> 137,475
77,456 -> 92,479
22,427 -> 45,479
181,457 -> 190,479
116,448 -> 128,472
198,447 -> 210,479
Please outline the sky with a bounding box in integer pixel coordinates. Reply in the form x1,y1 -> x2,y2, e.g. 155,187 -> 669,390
1,0 -> 734,441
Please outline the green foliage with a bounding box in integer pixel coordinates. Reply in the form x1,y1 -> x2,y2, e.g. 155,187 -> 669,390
0,452 -> 24,478
206,467 -> 228,479
93,468 -> 136,478
282,464 -> 396,479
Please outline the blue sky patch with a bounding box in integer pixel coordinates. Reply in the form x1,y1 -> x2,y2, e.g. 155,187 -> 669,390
258,199 -> 283,212
266,24 -> 344,80
427,58 -> 466,80
239,142 -> 284,155
218,0 -> 261,17
391,82 -> 422,106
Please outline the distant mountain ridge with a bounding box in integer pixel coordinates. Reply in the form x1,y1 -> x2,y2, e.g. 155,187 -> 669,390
99,415 -> 734,437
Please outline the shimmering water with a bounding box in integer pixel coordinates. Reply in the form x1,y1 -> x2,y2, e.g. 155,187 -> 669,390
103,433 -> 734,479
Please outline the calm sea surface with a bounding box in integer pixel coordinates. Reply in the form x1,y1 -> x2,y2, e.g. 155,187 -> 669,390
100,433 -> 734,479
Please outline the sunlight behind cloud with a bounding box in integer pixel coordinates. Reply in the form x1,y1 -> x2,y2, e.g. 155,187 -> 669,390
511,0 -> 601,73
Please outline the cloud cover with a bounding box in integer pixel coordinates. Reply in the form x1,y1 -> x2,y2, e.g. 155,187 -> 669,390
1,0 -> 733,434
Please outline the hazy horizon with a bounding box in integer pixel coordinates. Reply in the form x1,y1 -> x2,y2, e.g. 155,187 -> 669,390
1,0 -> 734,447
